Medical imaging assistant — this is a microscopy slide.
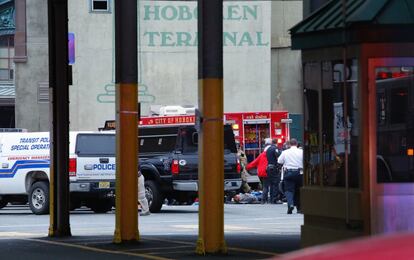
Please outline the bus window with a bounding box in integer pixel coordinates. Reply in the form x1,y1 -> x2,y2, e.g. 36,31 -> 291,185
376,67 -> 414,183
390,87 -> 408,125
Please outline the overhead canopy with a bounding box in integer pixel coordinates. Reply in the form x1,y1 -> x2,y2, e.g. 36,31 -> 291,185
0,84 -> 14,105
0,84 -> 14,99
291,0 -> 414,50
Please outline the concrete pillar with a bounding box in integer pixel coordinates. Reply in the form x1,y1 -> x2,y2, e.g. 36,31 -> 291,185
113,0 -> 139,243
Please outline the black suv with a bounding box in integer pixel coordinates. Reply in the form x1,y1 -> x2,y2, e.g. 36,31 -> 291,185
138,124 -> 242,212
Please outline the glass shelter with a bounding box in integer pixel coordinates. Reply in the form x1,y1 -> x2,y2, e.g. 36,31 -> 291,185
291,0 -> 414,247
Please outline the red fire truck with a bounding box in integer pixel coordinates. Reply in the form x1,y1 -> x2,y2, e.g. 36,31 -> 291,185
136,111 -> 290,162
102,111 -> 290,162
223,112 -> 290,162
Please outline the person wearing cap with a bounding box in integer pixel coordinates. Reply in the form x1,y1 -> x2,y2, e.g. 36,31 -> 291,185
277,138 -> 303,214
265,138 -> 282,204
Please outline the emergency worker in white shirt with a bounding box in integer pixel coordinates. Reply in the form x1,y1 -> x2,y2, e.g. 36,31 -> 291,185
277,138 -> 303,214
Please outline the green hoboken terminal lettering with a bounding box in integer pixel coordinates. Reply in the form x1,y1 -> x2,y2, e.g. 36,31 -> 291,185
141,4 -> 269,47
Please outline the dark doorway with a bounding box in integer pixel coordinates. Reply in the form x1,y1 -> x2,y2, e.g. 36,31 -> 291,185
0,105 -> 15,127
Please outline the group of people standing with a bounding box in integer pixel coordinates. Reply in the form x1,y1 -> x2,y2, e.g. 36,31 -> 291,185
243,138 -> 303,214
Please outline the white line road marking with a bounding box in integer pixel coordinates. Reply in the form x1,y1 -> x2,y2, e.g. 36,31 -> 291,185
0,231 -> 47,238
171,224 -> 260,231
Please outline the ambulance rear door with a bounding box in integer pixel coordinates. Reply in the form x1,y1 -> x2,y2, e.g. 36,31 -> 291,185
243,118 -> 271,162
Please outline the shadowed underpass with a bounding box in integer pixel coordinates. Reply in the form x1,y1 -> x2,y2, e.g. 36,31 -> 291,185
0,204 -> 302,259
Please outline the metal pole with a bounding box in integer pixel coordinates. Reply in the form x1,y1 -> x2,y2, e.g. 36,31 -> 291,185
47,0 -> 71,237
196,0 -> 226,255
113,0 -> 139,243
341,0 -> 350,226
318,64 -> 323,187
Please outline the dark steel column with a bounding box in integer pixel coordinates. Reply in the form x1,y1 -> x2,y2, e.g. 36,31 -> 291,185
47,0 -> 71,237
196,0 -> 226,254
113,0 -> 139,243
341,0 -> 350,227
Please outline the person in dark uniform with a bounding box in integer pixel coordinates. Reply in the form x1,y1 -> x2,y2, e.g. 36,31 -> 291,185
265,139 -> 281,204
278,138 -> 303,214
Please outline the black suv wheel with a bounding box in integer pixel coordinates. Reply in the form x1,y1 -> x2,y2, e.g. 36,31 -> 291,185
145,180 -> 163,213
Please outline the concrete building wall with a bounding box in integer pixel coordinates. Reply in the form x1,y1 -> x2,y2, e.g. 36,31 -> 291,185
271,48 -> 302,113
270,1 -> 302,113
68,0 -> 114,130
303,0 -> 331,18
270,0 -> 303,141
15,0 -> 303,132
135,0 -> 272,116
68,0 -> 273,130
15,0 -> 49,131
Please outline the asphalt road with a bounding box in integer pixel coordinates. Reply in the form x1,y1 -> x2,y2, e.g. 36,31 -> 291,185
0,203 -> 303,259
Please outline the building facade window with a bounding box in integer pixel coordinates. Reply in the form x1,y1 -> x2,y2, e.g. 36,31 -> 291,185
303,62 -> 321,186
303,59 -> 360,188
0,36 -> 14,82
89,0 -> 111,13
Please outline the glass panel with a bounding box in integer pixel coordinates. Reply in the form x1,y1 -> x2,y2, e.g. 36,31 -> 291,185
181,125 -> 237,154
0,58 -> 9,68
303,62 -> 321,186
76,134 -> 115,156
140,136 -> 177,153
224,125 -> 237,154
0,38 -> 8,47
390,87 -> 408,124
90,0 -> 109,12
93,1 -> 108,11
0,48 -> 9,58
180,127 -> 197,154
376,66 -> 414,183
321,59 -> 359,188
244,123 -> 270,162
0,69 -> 10,80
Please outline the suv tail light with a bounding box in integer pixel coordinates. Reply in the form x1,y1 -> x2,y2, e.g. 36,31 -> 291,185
69,158 -> 77,177
171,160 -> 179,175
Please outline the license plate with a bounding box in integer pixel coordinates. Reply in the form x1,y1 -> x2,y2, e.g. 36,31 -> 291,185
99,182 -> 110,189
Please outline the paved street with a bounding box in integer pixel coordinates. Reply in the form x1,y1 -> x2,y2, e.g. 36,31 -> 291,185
0,203 -> 303,259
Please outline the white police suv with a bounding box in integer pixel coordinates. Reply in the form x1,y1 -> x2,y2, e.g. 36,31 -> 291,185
0,131 -> 116,214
